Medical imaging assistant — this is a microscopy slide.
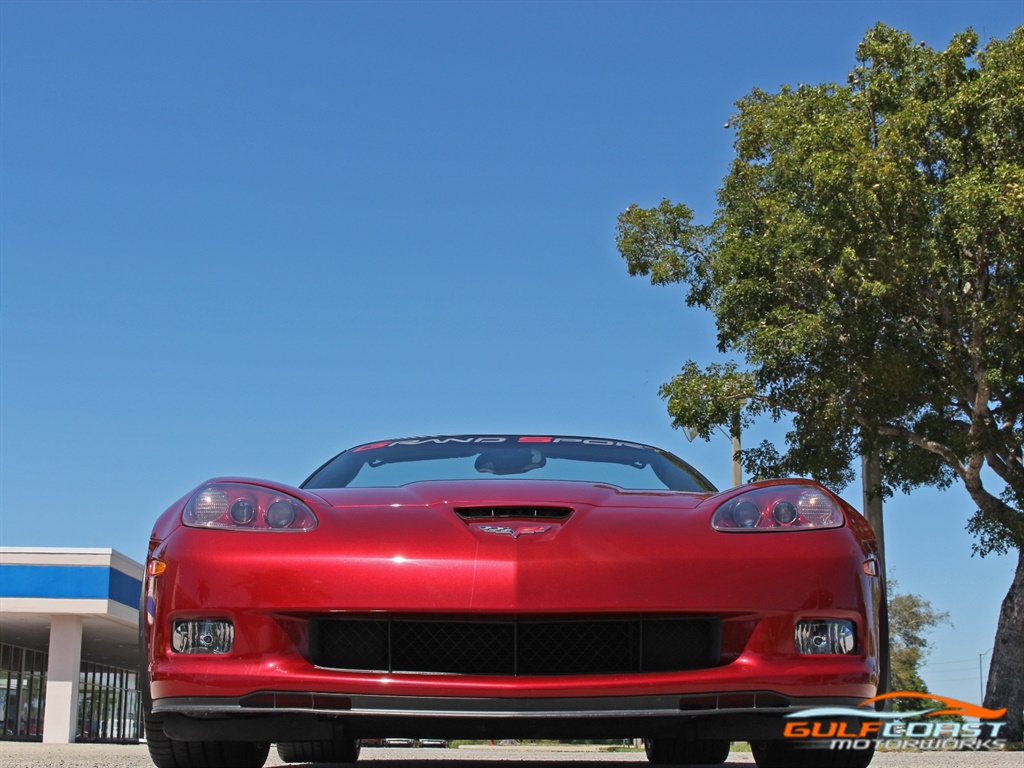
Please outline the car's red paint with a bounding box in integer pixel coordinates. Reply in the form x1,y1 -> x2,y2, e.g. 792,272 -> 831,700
142,436 -> 883,765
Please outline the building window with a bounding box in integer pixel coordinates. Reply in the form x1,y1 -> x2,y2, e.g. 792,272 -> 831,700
0,643 -> 140,743
0,644 -> 47,740
77,661 -> 140,743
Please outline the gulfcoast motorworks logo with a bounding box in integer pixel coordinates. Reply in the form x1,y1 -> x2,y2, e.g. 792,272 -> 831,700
783,692 -> 1009,752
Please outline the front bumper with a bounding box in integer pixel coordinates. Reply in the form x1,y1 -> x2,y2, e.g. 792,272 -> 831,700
145,507 -> 883,744
155,690 -> 873,742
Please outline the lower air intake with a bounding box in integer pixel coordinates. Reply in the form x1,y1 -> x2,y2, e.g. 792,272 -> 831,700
309,616 -> 720,675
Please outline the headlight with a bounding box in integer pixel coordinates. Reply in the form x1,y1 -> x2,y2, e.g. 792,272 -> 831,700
183,482 -> 318,531
711,485 -> 844,531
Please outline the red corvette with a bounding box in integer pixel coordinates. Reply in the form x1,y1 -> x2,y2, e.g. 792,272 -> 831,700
142,435 -> 885,768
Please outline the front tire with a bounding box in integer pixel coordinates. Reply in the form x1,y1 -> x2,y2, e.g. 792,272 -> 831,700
144,710 -> 270,768
644,737 -> 730,765
277,739 -> 362,763
752,740 -> 875,768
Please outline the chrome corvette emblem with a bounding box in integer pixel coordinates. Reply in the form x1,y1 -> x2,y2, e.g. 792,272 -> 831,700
476,524 -> 552,539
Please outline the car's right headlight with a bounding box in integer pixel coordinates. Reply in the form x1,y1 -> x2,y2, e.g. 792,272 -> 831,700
183,482 -> 318,531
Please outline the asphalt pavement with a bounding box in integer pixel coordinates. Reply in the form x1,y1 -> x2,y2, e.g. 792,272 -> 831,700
0,744 -> 1019,768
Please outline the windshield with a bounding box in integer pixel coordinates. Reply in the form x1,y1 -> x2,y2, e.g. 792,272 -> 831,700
302,435 -> 715,492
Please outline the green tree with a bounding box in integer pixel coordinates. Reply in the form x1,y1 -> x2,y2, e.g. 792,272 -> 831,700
888,579 -> 950,708
616,23 -> 1023,739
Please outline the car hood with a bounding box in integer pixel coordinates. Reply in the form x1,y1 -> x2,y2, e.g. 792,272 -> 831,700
306,479 -> 711,510
157,477 -> 867,616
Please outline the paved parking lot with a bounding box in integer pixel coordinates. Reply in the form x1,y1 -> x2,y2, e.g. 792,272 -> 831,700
0,744 -> 1019,768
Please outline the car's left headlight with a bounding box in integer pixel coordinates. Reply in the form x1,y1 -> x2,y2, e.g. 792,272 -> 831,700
182,482 -> 318,531
711,484 -> 844,531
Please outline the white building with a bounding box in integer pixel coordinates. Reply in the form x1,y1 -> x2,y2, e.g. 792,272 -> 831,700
0,547 -> 143,743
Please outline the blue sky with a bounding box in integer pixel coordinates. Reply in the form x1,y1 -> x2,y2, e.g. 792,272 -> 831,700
2,0 -> 1021,706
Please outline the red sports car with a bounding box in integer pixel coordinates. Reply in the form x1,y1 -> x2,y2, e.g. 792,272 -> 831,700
142,435 -> 885,768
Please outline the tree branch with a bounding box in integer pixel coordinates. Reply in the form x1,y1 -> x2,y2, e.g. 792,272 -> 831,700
874,423 -> 965,477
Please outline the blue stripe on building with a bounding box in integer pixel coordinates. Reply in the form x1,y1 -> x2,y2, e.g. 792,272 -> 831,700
0,565 -> 142,609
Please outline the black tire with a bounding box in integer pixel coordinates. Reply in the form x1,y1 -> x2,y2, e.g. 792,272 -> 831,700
144,710 -> 270,768
752,740 -> 875,768
644,737 -> 730,765
277,739 -> 362,764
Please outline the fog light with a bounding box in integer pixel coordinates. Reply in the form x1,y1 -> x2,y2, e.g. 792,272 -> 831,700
795,619 -> 855,654
171,619 -> 234,654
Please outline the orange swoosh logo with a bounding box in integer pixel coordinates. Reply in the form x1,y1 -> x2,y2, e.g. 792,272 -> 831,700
862,692 -> 1006,720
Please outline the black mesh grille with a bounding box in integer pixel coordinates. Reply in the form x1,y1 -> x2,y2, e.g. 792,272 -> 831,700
393,621 -> 516,675
315,620 -> 390,671
455,506 -> 573,519
309,617 -> 720,675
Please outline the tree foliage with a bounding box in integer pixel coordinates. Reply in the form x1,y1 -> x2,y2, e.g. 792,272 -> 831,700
617,23 -> 1023,553
888,579 -> 951,706
616,23 -> 1023,736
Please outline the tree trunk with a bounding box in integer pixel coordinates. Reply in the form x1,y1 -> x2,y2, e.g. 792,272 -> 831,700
861,451 -> 885,574
731,411 -> 742,487
983,547 -> 1024,742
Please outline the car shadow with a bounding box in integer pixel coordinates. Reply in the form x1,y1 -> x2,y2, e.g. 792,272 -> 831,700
273,760 -> 755,768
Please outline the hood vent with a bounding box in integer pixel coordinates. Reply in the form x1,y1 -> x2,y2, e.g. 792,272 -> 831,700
455,505 -> 573,520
